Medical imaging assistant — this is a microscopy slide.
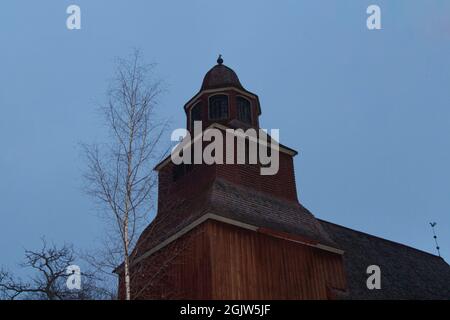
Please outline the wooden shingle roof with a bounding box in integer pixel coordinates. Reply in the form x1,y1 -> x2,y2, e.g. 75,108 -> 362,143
134,178 -> 338,260
320,219 -> 450,299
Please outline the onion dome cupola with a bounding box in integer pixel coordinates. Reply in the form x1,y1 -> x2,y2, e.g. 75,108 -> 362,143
184,55 -> 262,132
201,55 -> 244,90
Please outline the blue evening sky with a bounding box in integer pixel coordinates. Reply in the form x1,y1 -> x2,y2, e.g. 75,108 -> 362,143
1,0 -> 449,271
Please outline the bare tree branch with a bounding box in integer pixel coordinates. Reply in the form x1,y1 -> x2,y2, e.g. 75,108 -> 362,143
0,238 -> 109,300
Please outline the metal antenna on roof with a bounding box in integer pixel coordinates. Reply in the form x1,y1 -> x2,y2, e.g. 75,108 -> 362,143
429,222 -> 441,257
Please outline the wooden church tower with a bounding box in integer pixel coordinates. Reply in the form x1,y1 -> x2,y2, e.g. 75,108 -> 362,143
117,57 -> 348,299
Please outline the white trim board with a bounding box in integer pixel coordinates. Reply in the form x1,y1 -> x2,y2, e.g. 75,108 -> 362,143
119,213 -> 344,272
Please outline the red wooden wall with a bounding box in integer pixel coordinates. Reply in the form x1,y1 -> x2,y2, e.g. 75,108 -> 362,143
124,219 -> 347,300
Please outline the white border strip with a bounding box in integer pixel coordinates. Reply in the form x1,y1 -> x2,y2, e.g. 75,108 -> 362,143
124,213 -> 343,271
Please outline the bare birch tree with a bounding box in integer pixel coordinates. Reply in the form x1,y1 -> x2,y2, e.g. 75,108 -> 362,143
82,50 -> 167,300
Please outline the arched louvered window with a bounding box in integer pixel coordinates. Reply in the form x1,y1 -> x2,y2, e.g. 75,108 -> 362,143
237,97 -> 252,125
190,102 -> 202,130
208,95 -> 229,120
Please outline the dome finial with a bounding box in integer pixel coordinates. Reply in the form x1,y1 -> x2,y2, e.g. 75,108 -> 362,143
217,54 -> 223,65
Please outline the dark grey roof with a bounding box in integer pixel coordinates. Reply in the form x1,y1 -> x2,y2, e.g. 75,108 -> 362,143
320,219 -> 450,300
208,178 -> 335,247
134,178 -> 337,258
